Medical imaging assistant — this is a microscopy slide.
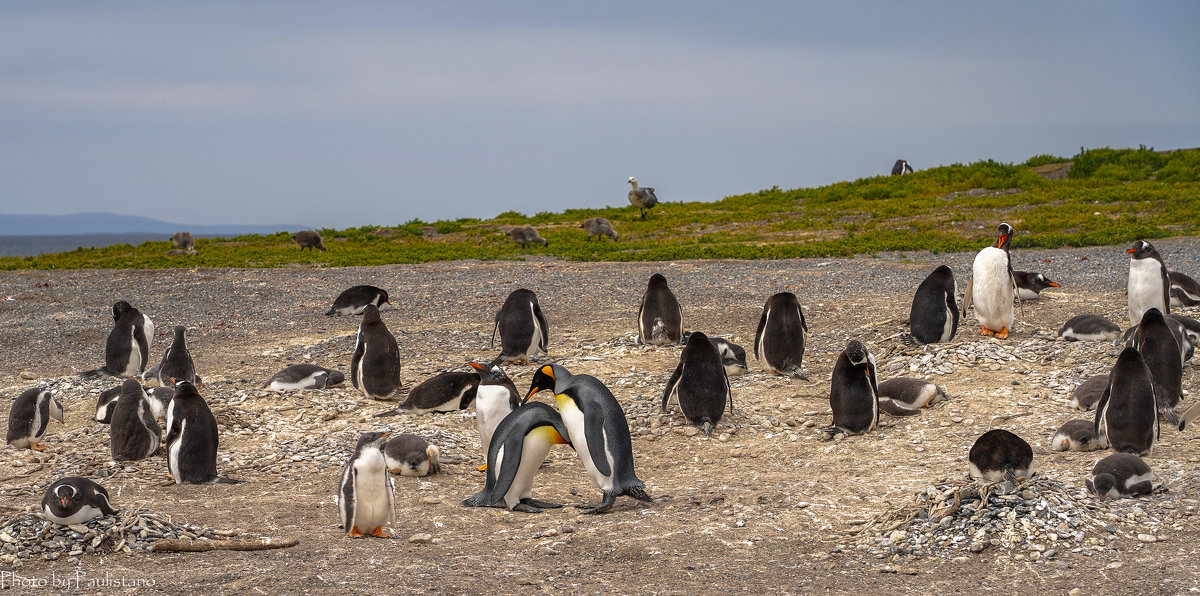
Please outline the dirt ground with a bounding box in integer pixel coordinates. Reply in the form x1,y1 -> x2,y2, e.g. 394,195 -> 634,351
3,240 -> 1200,595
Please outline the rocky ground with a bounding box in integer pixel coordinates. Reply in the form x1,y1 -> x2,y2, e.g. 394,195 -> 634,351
2,238 -> 1200,594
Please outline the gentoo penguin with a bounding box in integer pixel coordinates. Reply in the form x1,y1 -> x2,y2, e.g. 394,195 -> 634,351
1135,308 -> 1183,422
41,477 -> 117,525
99,384 -> 170,423
525,364 -> 651,513
754,292 -> 808,379
1169,270 -> 1200,307
637,274 -> 683,346
581,217 -> 618,241
1068,375 -> 1108,411
492,288 -> 549,364
391,370 -> 479,414
1087,453 -> 1154,501
1167,313 -> 1200,356
292,229 -> 325,251
165,381 -> 231,484
1012,271 -> 1061,300
94,385 -> 123,423
908,265 -> 959,344
6,388 -> 63,451
144,386 -> 173,422
338,431 -> 394,537
661,331 -> 732,436
103,301 -> 154,377
627,176 -> 659,220
1126,240 -> 1171,325
967,429 -> 1034,482
351,304 -> 402,400
109,379 -> 161,461
825,340 -> 879,437
964,223 -> 1016,339
382,434 -> 441,477
509,226 -> 548,248
891,159 -> 914,175
1124,315 -> 1194,364
462,402 -> 573,513
1051,419 -> 1106,451
156,326 -> 197,387
262,364 -> 345,391
1094,347 -> 1159,456
471,361 -> 521,467
326,285 -> 390,316
709,336 -> 748,377
877,377 -> 948,413
1057,314 -> 1122,342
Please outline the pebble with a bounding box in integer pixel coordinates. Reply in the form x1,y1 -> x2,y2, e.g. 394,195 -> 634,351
408,533 -> 433,544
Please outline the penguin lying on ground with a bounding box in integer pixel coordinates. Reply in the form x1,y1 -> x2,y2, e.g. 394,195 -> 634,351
1169,270 -> 1200,308
339,431 -> 394,537
1087,453 -> 1154,501
41,477 -> 117,525
462,402 -> 574,513
1012,271 -> 1060,300
1095,347 -> 1159,456
876,377 -> 948,414
1068,375 -> 1108,411
909,265 -> 958,344
754,292 -> 808,379
1057,314 -> 1122,342
383,370 -> 480,415
383,434 -> 441,477
263,364 -> 345,391
662,331 -> 732,436
1051,419 -> 1106,451
326,285 -> 389,316
6,388 -> 63,451
637,274 -> 683,346
968,429 -> 1033,482
492,289 -> 549,364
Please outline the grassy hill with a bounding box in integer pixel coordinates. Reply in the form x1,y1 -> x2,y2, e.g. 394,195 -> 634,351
3,146 -> 1198,270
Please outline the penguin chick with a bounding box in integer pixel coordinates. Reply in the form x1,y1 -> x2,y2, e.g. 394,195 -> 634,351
326,285 -> 389,316
1087,453 -> 1154,501
338,431 -> 394,538
1057,314 -> 1122,342
351,304 -> 403,400
263,364 -> 345,391
662,331 -> 732,436
6,388 -> 63,451
1068,375 -> 1108,411
876,377 -> 948,415
1012,271 -> 1060,300
382,434 -> 441,477
1051,419 -> 1106,451
968,429 -> 1034,483
754,292 -> 808,379
492,288 -> 549,365
637,274 -> 683,346
1169,270 -> 1200,307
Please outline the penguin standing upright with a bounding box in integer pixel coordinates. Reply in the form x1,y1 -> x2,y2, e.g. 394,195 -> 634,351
1095,347 -> 1159,456
326,285 -> 390,316
909,265 -> 959,344
826,340 -> 879,437
525,364 -> 651,513
41,477 -> 118,525
1087,453 -> 1154,501
661,331 -> 731,436
637,274 -> 683,346
492,289 -> 549,364
109,379 -> 161,461
382,434 -> 441,477
164,381 -> 226,484
156,326 -> 197,386
351,304 -> 402,400
1127,240 -> 1171,325
470,361 -> 521,465
965,223 -> 1016,338
6,388 -> 63,451
1168,271 -> 1200,307
338,431 -> 394,538
1134,308 -> 1183,423
94,385 -> 123,423
462,402 -> 574,513
104,301 -> 154,377
968,429 -> 1034,482
754,292 -> 809,379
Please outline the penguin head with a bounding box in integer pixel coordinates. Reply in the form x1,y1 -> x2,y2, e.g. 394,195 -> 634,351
1034,273 -> 1060,290
52,483 -> 79,512
111,300 -> 134,322
1140,307 -> 1166,326
356,431 -> 392,453
993,223 -> 1014,250
470,361 -> 509,383
1127,240 -> 1157,259
38,391 -> 64,424
1090,473 -> 1116,501
648,273 -> 669,288
361,304 -> 382,323
524,363 -> 568,404
377,290 -> 391,307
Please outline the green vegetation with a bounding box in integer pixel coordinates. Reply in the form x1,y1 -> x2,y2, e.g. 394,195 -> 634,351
3,147 -> 1198,270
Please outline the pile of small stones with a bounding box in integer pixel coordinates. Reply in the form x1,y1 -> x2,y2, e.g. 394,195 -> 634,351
0,509 -> 228,564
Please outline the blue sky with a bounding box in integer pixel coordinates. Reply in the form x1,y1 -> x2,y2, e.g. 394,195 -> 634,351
1,1 -> 1197,229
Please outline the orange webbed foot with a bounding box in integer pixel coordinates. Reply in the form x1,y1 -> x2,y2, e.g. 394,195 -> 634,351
370,527 -> 391,538
30,442 -> 47,452
348,526 -> 366,538
995,327 -> 1009,339
476,464 -> 488,472
979,327 -> 995,336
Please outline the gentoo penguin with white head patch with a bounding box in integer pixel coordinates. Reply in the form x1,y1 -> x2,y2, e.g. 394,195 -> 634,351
1012,271 -> 1060,300
94,385 -> 123,424
156,326 -> 197,387
471,361 -> 521,468
1069,375 -> 1108,411
877,377 -> 948,413
1126,240 -> 1171,325
351,304 -> 402,400
525,364 -> 651,513
6,388 -> 63,451
1051,419 -> 1106,451
1057,314 -> 1122,342
968,429 -> 1033,482
492,289 -> 549,364
637,274 -> 683,346
1135,308 -> 1183,423
109,379 -> 161,461
1168,270 -> 1200,307
662,331 -> 732,436
462,402 -> 574,513
909,265 -> 959,344
104,301 -> 154,377
754,292 -> 809,379
388,370 -> 479,414
1087,453 -> 1154,501
708,336 -> 748,376
165,381 -> 231,484
338,431 -> 394,538
1095,347 -> 1159,456
326,285 -> 389,316
42,477 -> 117,525
262,364 -> 345,391
964,223 -> 1016,338
825,340 -> 879,438
382,434 -> 440,477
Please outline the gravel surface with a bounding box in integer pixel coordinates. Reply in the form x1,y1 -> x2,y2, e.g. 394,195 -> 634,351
2,237 -> 1200,594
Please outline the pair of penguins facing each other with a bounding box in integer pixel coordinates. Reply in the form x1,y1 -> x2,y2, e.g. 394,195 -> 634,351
80,300 -> 202,388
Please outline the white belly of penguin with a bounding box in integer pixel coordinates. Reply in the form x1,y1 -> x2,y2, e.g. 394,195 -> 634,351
168,420 -> 185,483
475,386 -> 513,452
270,371 -> 325,391
558,398 -> 613,492
527,303 -> 543,357
352,455 -> 391,529
756,307 -> 772,368
502,429 -> 557,508
1128,258 -> 1165,324
126,326 -> 142,376
971,247 -> 1013,329
45,504 -> 104,525
940,303 -> 955,342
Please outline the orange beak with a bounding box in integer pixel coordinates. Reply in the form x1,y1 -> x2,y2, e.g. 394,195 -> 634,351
1126,248 -> 1137,254
60,497 -> 68,508
998,234 -> 1008,246
1047,282 -> 1061,288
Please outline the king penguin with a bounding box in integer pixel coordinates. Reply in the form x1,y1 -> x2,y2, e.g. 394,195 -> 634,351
525,364 -> 651,513
492,289 -> 549,364
462,402 -> 574,513
109,379 -> 161,461
156,326 -> 197,387
326,285 -> 390,316
41,477 -> 118,525
1095,347 -> 1159,456
825,340 -> 879,437
968,429 -> 1034,482
1135,308 -> 1183,423
1127,240 -> 1171,325
637,274 -> 683,346
165,381 -> 233,484
471,361 -> 521,468
104,301 -> 154,377
6,388 -> 63,451
662,331 -> 731,436
754,292 -> 809,379
1087,453 -> 1154,501
964,223 -> 1016,338
338,431 -> 395,537
351,304 -> 402,400
909,265 -> 959,344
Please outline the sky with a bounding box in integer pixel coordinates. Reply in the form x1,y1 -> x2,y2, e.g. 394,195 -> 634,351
1,1 -> 1197,229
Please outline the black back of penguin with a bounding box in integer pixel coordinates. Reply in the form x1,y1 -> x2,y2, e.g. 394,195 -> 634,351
462,402 -> 572,509
42,477 -> 118,524
1095,347 -> 1159,456
351,305 -> 402,399
637,274 -> 683,345
968,429 -> 1033,482
661,331 -> 731,436
754,292 -> 808,377
158,326 -> 197,386
492,288 -> 549,361
6,388 -> 61,448
828,339 -> 878,435
105,301 -> 153,377
110,379 -> 160,461
326,285 -> 390,316
165,381 -> 220,483
909,265 -> 958,344
398,371 -> 479,412
1134,308 -> 1183,416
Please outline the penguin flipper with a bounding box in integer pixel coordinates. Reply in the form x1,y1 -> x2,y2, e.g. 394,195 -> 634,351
878,398 -> 922,417
962,278 -> 974,316
661,362 -> 684,412
350,333 -> 365,390
581,403 -> 612,478
532,301 -> 549,350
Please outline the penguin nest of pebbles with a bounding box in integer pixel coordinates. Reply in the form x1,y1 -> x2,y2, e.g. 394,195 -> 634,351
845,475 -> 1170,561
0,508 -> 229,563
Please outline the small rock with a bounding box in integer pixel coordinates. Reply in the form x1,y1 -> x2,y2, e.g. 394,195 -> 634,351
408,533 -> 432,544
20,371 -> 37,380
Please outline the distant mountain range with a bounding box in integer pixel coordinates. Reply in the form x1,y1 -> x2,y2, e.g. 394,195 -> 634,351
0,213 -> 301,236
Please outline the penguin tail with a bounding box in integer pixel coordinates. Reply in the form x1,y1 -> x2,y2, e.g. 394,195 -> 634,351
324,308 -> 336,316
701,421 -> 714,436
214,477 -> 243,485
79,367 -> 113,379
1160,407 -> 1181,427
624,484 -> 653,503
373,408 -> 403,418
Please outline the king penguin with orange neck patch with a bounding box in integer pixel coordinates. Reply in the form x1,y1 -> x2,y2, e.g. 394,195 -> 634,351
525,364 -> 651,513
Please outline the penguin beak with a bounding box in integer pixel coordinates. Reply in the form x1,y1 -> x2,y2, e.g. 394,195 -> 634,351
1126,248 -> 1137,254
469,362 -> 485,372
1047,281 -> 1061,288
522,387 -> 538,405
998,234 -> 1007,246
60,497 -> 68,508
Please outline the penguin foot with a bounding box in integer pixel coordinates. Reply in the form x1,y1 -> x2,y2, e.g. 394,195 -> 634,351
979,327 -> 995,336
30,442 -> 46,452
521,498 -> 563,509
995,327 -> 1009,339
577,492 -> 616,514
512,503 -> 545,513
370,527 -> 392,538
348,527 -> 366,538
476,464 -> 488,472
